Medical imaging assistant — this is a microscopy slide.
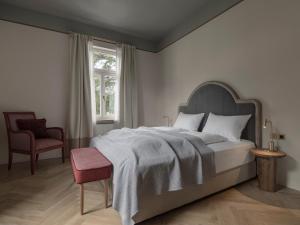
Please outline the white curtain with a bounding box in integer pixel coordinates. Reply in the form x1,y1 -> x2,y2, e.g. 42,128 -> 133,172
68,33 -> 94,147
118,44 -> 138,128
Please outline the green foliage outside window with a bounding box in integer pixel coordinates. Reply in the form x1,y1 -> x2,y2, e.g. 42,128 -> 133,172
93,52 -> 116,71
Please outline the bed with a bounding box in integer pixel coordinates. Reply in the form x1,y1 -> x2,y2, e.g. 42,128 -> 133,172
91,81 -> 262,225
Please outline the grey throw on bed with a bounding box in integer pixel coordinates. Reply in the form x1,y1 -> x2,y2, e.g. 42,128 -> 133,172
90,127 -> 216,225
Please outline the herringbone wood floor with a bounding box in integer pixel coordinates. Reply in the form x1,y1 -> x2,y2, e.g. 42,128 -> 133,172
0,158 -> 299,225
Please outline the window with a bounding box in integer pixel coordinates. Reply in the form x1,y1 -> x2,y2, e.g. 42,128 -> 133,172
92,45 -> 118,122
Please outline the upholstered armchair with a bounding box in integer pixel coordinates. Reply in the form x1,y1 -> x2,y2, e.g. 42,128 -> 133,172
3,112 -> 65,175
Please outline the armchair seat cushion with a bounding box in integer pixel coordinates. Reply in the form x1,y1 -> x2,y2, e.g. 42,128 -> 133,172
35,138 -> 63,150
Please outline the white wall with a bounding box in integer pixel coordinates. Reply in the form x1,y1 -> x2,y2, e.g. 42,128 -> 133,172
136,50 -> 162,126
158,0 -> 300,190
0,20 -> 159,163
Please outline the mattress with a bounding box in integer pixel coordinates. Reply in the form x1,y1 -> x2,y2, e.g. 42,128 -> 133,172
208,139 -> 255,173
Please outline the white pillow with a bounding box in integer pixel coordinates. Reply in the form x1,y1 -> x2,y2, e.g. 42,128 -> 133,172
173,112 -> 204,131
202,113 -> 251,141
182,131 -> 227,144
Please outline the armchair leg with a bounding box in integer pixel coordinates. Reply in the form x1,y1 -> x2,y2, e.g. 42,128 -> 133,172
36,154 -> 39,162
61,147 -> 65,163
30,154 -> 36,175
8,151 -> 13,170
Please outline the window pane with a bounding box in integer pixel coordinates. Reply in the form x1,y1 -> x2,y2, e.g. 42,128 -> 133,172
94,76 -> 101,115
93,52 -> 116,72
104,75 -> 116,117
92,45 -> 118,121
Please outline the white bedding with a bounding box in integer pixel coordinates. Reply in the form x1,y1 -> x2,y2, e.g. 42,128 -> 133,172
208,140 -> 255,173
90,127 -> 218,225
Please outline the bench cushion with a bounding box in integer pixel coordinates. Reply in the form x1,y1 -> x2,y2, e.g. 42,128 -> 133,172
71,147 -> 112,184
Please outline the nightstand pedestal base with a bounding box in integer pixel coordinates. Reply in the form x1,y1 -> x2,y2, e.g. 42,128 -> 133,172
257,157 -> 277,192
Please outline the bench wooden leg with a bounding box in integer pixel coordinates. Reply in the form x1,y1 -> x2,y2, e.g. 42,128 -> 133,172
61,147 -> 65,163
8,151 -> 13,170
30,154 -> 36,175
104,179 -> 109,208
80,184 -> 84,215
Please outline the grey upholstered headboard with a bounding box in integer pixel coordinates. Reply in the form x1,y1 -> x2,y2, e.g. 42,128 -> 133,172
178,81 -> 262,147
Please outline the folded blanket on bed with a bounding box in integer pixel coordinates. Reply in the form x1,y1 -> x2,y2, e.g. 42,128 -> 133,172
90,127 -> 216,225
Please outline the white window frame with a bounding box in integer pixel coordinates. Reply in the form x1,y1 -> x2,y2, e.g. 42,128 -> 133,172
92,44 -> 118,122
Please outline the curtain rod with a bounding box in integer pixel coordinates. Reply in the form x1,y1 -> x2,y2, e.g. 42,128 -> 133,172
68,31 -> 119,45
68,32 -> 120,45
92,36 -> 119,45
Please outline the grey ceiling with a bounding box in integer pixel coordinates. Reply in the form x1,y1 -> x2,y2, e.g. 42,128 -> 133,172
0,0 -> 209,41
0,0 -> 243,51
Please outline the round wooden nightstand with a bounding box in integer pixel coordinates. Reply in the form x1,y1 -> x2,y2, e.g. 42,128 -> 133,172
250,148 -> 286,192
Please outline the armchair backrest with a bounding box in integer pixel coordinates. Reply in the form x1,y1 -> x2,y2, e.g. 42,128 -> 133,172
3,112 -> 36,131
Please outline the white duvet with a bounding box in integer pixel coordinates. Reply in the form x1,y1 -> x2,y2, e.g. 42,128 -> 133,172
90,127 -> 224,225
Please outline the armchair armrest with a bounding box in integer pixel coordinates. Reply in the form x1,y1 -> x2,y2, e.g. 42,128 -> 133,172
46,127 -> 64,141
9,130 -> 34,151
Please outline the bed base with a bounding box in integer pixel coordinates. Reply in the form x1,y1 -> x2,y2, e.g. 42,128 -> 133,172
133,161 -> 256,223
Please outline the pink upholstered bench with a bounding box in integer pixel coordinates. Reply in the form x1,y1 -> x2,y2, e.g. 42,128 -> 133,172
71,147 -> 112,215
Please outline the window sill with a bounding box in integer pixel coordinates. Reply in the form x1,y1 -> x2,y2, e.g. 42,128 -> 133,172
96,120 -> 115,125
